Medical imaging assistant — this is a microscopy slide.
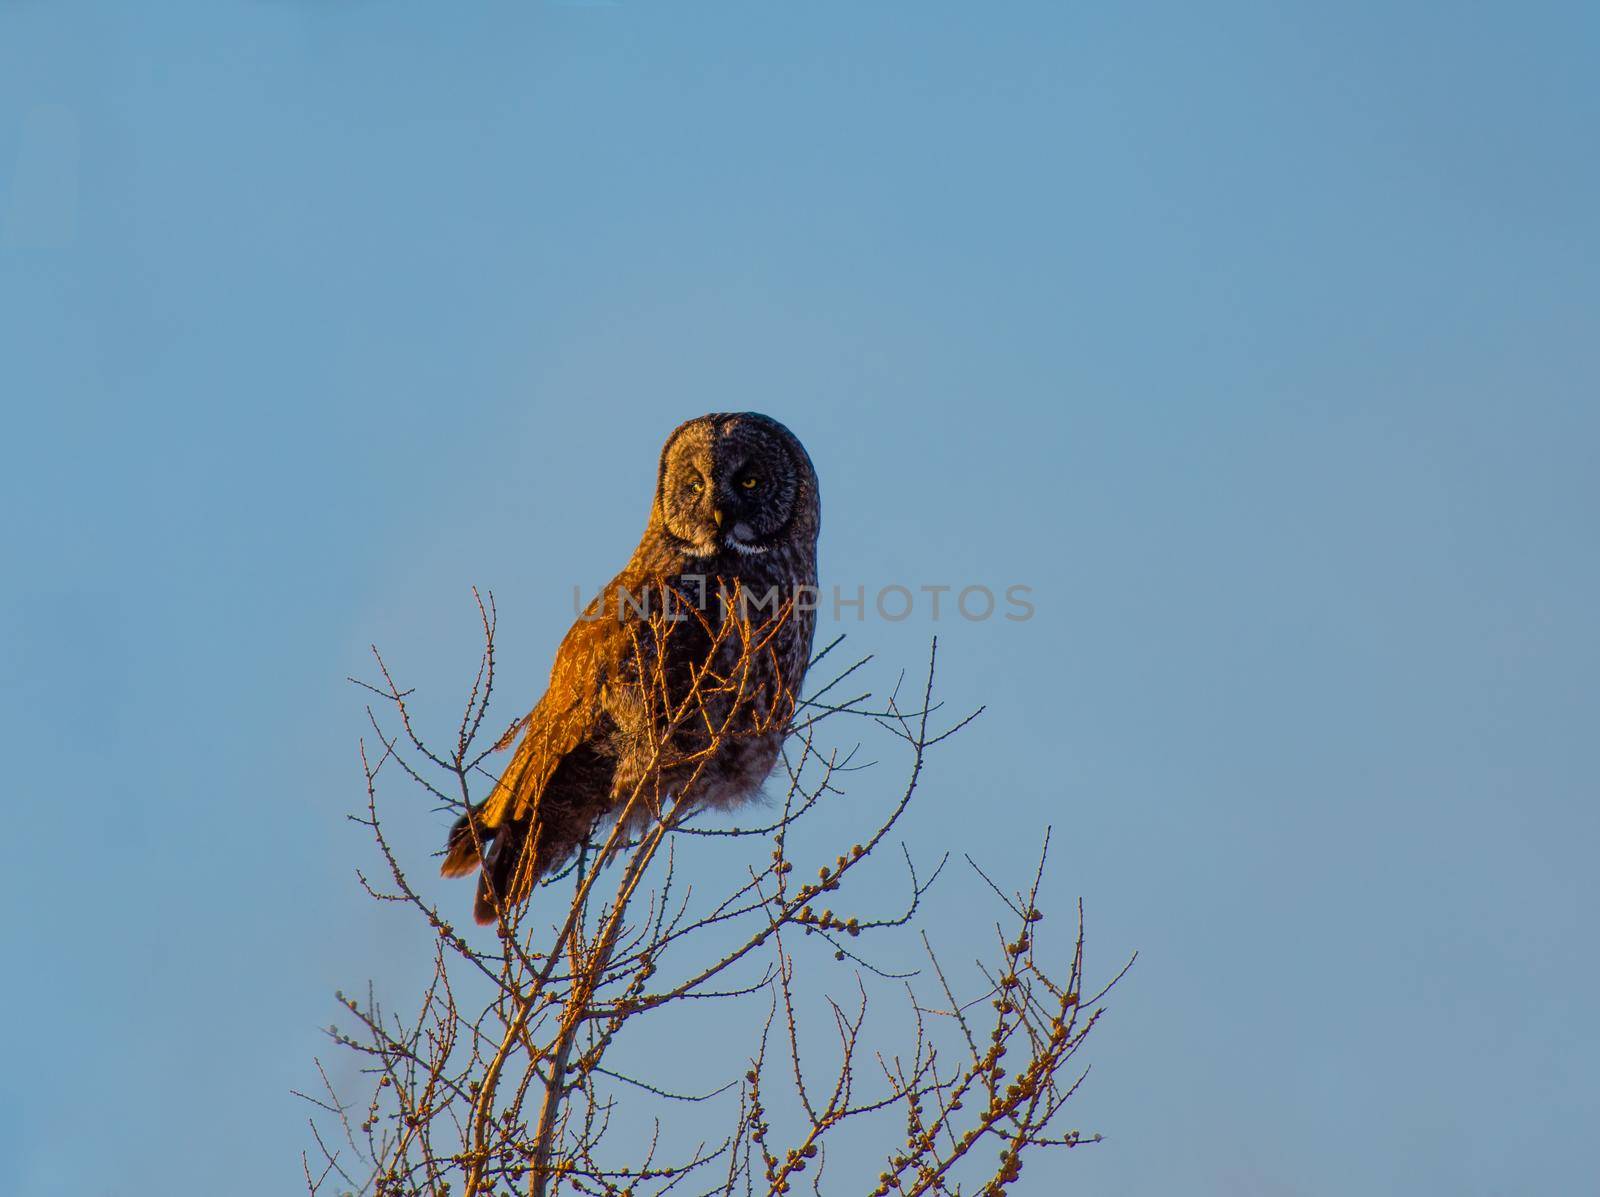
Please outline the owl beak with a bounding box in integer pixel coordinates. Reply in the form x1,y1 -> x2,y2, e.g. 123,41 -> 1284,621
712,507 -> 726,530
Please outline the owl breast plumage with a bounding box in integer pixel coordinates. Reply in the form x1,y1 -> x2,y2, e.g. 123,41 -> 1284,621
442,412 -> 821,924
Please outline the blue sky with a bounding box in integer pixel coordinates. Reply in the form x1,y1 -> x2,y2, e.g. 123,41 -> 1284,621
2,2 -> 1597,1193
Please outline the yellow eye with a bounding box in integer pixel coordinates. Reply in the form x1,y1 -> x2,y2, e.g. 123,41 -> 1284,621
689,478 -> 705,494
740,476 -> 759,489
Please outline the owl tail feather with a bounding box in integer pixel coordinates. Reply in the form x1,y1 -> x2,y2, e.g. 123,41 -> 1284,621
440,810 -> 490,879
476,816 -> 534,925
440,806 -> 541,926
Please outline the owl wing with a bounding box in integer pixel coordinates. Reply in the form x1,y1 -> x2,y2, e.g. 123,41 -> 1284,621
438,611 -> 610,854
440,576 -> 674,923
488,619 -> 614,827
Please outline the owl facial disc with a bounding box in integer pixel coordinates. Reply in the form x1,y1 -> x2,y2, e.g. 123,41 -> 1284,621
656,412 -> 814,559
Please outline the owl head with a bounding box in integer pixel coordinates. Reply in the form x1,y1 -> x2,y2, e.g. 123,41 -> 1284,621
655,412 -> 820,559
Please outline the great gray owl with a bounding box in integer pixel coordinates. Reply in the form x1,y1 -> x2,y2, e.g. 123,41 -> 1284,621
442,412 -> 821,924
